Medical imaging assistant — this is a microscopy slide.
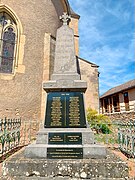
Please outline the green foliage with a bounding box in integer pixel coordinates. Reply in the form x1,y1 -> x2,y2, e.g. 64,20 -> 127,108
87,108 -> 112,134
95,133 -> 118,144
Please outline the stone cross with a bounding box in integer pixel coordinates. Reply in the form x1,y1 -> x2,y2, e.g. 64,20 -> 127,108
60,12 -> 71,25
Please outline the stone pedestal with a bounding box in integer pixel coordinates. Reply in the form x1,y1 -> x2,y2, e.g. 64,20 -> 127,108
25,128 -> 106,159
25,12 -> 106,160
3,148 -> 129,179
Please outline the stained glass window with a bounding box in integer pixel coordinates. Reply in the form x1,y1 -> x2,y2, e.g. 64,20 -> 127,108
0,12 -> 17,73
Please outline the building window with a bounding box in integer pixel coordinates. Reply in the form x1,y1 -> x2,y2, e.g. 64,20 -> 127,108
104,98 -> 109,113
108,97 -> 113,113
124,92 -> 130,111
0,12 -> 17,73
113,95 -> 120,112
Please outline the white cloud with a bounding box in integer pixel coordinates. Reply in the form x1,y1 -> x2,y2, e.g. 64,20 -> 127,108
69,0 -> 134,95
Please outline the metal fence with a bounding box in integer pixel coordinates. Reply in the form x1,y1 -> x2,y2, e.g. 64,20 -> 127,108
20,120 -> 40,145
90,120 -> 135,158
0,117 -> 21,155
118,120 -> 135,158
0,117 -> 40,157
0,117 -> 134,159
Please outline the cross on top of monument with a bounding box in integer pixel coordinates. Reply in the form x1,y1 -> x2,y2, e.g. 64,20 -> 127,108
60,12 -> 71,25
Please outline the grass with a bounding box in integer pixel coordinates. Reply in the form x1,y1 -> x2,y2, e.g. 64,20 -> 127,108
95,133 -> 118,144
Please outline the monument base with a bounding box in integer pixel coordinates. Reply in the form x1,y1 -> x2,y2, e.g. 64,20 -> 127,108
3,148 -> 129,179
25,143 -> 106,159
24,128 -> 106,159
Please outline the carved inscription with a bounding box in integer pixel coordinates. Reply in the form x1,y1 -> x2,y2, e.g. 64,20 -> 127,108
47,148 -> 83,159
54,26 -> 77,73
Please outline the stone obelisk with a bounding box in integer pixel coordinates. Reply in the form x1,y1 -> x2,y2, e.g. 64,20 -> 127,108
44,12 -> 87,92
25,13 -> 106,159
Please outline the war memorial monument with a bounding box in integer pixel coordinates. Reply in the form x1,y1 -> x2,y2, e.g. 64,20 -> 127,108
3,13 -> 128,179
24,12 -> 106,159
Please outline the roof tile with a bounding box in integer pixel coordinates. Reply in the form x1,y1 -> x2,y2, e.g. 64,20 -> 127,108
100,79 -> 135,98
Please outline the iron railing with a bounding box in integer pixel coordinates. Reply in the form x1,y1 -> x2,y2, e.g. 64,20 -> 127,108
89,120 -> 135,158
118,120 -> 135,158
0,117 -> 21,155
20,120 -> 40,145
0,117 -> 134,159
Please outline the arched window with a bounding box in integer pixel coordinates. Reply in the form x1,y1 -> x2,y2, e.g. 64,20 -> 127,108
0,12 -> 17,73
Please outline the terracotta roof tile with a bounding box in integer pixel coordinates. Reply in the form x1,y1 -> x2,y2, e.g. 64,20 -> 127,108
100,79 -> 135,98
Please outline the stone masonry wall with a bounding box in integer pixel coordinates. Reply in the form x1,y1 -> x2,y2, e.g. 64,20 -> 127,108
0,1 -> 99,122
79,59 -> 99,111
106,111 -> 135,123
0,0 -> 60,120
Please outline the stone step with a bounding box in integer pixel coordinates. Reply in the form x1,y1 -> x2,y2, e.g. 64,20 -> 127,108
24,143 -> 106,159
36,128 -> 95,145
0,176 -> 128,180
3,148 -> 129,179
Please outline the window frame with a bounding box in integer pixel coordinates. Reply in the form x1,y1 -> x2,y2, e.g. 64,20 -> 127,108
0,12 -> 18,73
0,5 -> 24,79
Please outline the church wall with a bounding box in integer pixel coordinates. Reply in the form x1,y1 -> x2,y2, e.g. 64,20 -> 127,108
69,18 -> 79,55
79,59 -> 99,112
0,0 -> 99,125
0,0 -> 61,121
49,36 -> 56,79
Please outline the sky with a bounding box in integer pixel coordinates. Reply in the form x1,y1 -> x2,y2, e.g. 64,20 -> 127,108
68,0 -> 135,95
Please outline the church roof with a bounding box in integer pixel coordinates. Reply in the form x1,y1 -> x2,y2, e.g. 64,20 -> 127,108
100,79 -> 135,98
52,0 -> 80,20
78,57 -> 99,68
67,1 -> 80,19
62,0 -> 80,19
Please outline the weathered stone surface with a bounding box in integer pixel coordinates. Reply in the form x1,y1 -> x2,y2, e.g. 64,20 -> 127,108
28,12 -> 103,161
53,23 -> 78,75
44,13 -> 87,91
25,126 -> 107,159
36,128 -> 95,145
24,144 -> 106,159
0,176 -> 128,180
49,39 -> 99,111
43,79 -> 87,92
3,148 -> 129,179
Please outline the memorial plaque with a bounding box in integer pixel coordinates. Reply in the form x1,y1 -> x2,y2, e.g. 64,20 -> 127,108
45,92 -> 86,128
48,132 -> 82,145
47,147 -> 83,159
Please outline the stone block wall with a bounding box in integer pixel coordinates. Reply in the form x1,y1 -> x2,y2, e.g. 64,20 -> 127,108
0,0 -> 99,122
69,17 -> 79,55
79,58 -> 99,111
106,111 -> 135,123
0,0 -> 60,121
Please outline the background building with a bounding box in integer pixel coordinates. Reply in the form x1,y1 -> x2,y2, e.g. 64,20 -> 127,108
100,79 -> 135,121
0,0 -> 99,123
